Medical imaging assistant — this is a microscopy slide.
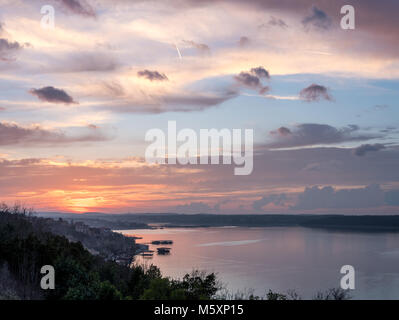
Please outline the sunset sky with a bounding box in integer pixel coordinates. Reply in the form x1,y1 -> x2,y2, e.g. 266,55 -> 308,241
0,0 -> 399,213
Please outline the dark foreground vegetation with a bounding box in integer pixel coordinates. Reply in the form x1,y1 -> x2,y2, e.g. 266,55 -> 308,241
1,204 -> 350,300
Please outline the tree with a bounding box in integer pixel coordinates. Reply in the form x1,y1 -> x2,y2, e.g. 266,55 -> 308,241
173,270 -> 220,300
140,278 -> 186,300
96,281 -> 122,300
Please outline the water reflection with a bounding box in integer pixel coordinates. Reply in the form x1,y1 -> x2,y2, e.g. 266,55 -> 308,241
116,227 -> 399,299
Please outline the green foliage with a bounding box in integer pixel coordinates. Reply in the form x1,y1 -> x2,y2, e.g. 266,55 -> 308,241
171,270 -> 220,300
141,278 -> 174,300
140,278 -> 188,300
96,281 -> 123,300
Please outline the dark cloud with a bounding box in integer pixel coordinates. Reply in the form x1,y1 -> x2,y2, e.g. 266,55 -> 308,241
107,90 -> 237,113
302,6 -> 331,30
253,194 -> 287,211
299,84 -> 333,102
166,146 -> 399,203
0,38 -> 22,61
87,124 -> 98,129
182,40 -> 211,55
353,144 -> 386,156
137,69 -> 168,81
379,126 -> 398,134
250,66 -> 270,79
107,146 -> 399,201
102,81 -> 125,97
29,86 -> 77,104
238,36 -> 250,47
234,66 -> 270,94
258,86 -> 270,95
270,126 -> 291,137
293,184 -> 385,210
0,23 -> 23,61
0,122 -> 108,146
32,51 -> 118,73
160,90 -> 237,111
267,16 -> 288,28
66,52 -> 118,72
235,72 -> 260,88
300,159 -> 342,173
57,0 -> 96,17
268,123 -> 379,149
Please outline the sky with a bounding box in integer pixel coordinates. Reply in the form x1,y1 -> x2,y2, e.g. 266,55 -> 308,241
0,0 -> 398,214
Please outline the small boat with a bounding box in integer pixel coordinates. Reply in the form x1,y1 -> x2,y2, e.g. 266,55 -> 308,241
157,247 -> 171,255
151,240 -> 173,245
141,252 -> 154,257
140,249 -> 154,257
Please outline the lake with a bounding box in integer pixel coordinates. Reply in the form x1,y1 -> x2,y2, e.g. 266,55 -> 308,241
116,226 -> 399,299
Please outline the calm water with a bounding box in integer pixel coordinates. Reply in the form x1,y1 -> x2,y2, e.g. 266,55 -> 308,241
116,227 -> 399,299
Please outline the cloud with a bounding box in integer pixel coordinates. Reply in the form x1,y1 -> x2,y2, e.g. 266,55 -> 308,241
159,90 -> 237,111
0,38 -> 22,61
57,0 -> 96,17
267,16 -> 288,28
182,40 -> 211,55
137,69 -> 168,81
293,184 -> 385,210
353,144 -> 386,156
235,72 -> 260,87
238,36 -> 250,47
0,39 -> 21,51
234,66 -> 270,94
270,126 -> 291,136
250,66 -> 270,79
302,6 -> 331,30
0,22 -> 24,61
29,86 -> 77,104
63,52 -> 118,72
101,81 -> 125,97
100,88 -> 237,113
299,84 -> 333,102
267,123 -> 379,149
0,122 -> 109,146
97,0 -> 399,58
0,146 -> 398,213
253,194 -> 287,211
380,126 -> 397,134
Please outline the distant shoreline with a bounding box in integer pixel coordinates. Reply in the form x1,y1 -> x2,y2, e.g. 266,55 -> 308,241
36,212 -> 399,233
